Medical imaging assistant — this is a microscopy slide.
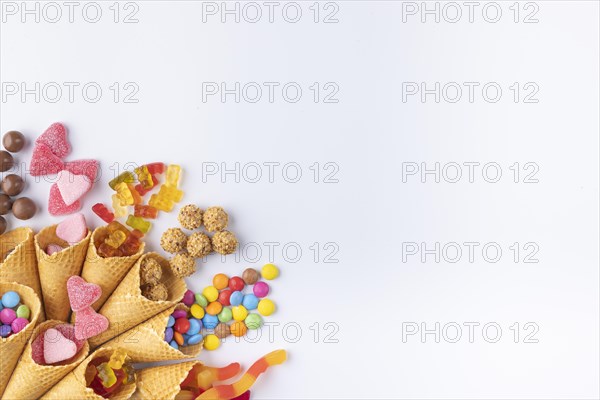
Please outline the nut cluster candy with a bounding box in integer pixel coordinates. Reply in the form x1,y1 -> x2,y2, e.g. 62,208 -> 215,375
1,130 -> 37,232
139,257 -> 169,301
0,290 -> 32,337
163,204 -> 239,279
92,162 -> 181,235
166,265 -> 279,351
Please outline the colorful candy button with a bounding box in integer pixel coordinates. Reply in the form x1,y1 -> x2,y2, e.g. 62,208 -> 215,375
202,286 -> 219,302
1,291 -> 20,308
195,293 -> 208,307
257,299 -> 276,316
230,321 -> 247,337
202,314 -> 219,329
245,314 -> 263,330
230,291 -> 243,306
188,333 -> 203,345
228,276 -> 245,292
232,305 -> 248,322
190,304 -> 205,319
261,263 -> 279,280
242,294 -> 259,310
206,301 -> 223,316
203,334 -> 221,351
218,307 -> 233,323
253,281 -> 269,298
187,318 -> 201,335
213,273 -> 229,290
218,289 -> 232,306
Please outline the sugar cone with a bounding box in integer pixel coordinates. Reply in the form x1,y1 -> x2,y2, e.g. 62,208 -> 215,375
35,225 -> 91,322
132,361 -> 199,400
0,282 -> 42,397
0,227 -> 44,320
41,347 -> 137,400
103,304 -> 201,363
2,320 -> 90,399
89,253 -> 186,349
81,227 -> 145,311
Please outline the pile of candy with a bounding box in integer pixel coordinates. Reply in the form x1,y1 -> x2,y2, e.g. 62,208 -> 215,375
93,221 -> 144,258
164,264 -> 279,351
28,123 -> 99,216
67,276 -> 109,340
162,204 -> 239,278
0,290 -> 31,338
30,324 -> 86,365
178,363 -> 249,400
44,213 -> 89,255
93,163 -> 183,235
1,130 -> 36,233
84,349 -> 135,398
139,256 -> 170,301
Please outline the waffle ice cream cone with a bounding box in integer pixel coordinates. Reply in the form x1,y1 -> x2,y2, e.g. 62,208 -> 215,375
132,361 -> 198,400
0,227 -> 44,320
41,347 -> 137,400
103,304 -> 201,363
89,253 -> 186,349
81,227 -> 145,311
35,225 -> 91,322
0,282 -> 42,397
2,320 -> 90,399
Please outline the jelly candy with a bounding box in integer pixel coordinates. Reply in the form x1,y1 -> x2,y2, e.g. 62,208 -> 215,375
109,171 -> 135,190
126,215 -> 151,234
92,203 -> 115,223
108,348 -> 128,370
30,142 -> 65,176
127,183 -> 143,205
107,221 -> 129,235
112,194 -> 127,218
135,165 -> 154,189
97,362 -> 117,387
165,164 -> 181,187
158,184 -> 184,202
105,230 -> 127,248
119,230 -> 143,256
149,194 -> 174,212
146,162 -> 166,175
98,242 -> 123,258
115,182 -> 134,206
36,122 -> 71,158
135,174 -> 158,196
134,204 -> 158,219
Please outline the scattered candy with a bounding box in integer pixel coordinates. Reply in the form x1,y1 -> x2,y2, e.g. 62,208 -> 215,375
182,290 -> 195,306
112,194 -> 127,218
203,286 -> 219,303
74,306 -> 109,340
134,204 -> 158,219
242,294 -> 259,311
261,263 -> 279,280
215,322 -> 231,338
245,314 -> 263,330
228,276 -> 245,292
126,214 -> 152,233
218,307 -> 233,323
86,349 -> 135,397
67,276 -> 102,312
36,122 -> 71,158
230,291 -> 243,306
203,334 -> 220,351
0,150 -> 13,172
257,299 -> 276,316
206,301 -> 223,316
12,196 -> 37,220
64,159 -> 99,183
49,184 -> 81,216
242,268 -> 260,285
253,281 -> 269,298
56,213 -> 88,245
92,203 -> 115,223
202,314 -> 219,330
190,304 -> 205,319
109,171 -> 135,190
195,294 -> 208,308
3,130 -> 25,152
30,142 -> 64,176
1,174 -> 24,196
232,305 -> 248,322
230,321 -> 247,337
218,289 -> 232,306
56,170 -> 92,206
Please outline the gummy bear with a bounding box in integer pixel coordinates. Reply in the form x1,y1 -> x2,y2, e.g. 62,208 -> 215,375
92,203 -> 115,224
115,182 -> 134,206
127,183 -> 143,205
135,174 -> 158,196
146,162 -> 166,175
108,171 -> 135,190
108,348 -> 128,370
98,243 -> 123,258
105,230 -> 127,248
149,194 -> 174,212
134,204 -> 158,219
158,184 -> 184,202
97,362 -> 117,388
126,215 -> 152,234
165,164 -> 181,187
112,194 -> 127,218
135,165 -> 154,189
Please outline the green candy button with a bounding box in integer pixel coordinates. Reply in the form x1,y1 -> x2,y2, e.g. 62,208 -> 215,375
245,313 -> 263,330
195,293 -> 208,308
16,304 -> 30,319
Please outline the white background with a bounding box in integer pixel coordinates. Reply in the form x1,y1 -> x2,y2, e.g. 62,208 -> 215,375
1,1 -> 599,399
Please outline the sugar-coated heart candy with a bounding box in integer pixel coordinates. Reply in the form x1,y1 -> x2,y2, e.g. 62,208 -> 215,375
43,328 -> 77,364
56,170 -> 92,206
65,159 -> 99,184
67,276 -> 102,312
74,306 -> 109,340
56,213 -> 87,245
36,122 -> 71,158
30,142 -> 64,176
48,184 -> 81,216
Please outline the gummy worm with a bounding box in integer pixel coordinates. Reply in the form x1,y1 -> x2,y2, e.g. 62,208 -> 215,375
197,350 -> 287,400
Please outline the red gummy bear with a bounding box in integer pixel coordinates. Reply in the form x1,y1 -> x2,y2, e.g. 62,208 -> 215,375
30,143 -> 65,176
36,122 -> 71,158
48,184 -> 82,216
65,159 -> 99,183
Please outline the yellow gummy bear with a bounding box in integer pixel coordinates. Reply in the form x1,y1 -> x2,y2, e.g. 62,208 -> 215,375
107,349 -> 128,370
105,230 -> 127,248
97,363 -> 117,388
112,194 -> 127,218
135,165 -> 154,189
115,182 -> 134,206
165,164 -> 181,188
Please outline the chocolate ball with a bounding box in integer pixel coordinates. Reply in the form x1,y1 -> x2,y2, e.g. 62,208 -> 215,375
3,131 -> 25,153
242,268 -> 260,285
0,194 -> 12,215
1,174 -> 24,196
12,197 -> 36,220
0,216 -> 6,235
0,150 -> 14,172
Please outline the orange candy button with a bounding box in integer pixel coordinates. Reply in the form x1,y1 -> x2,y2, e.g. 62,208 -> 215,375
230,321 -> 247,337
206,301 -> 223,316
213,273 -> 229,290
174,331 -> 184,346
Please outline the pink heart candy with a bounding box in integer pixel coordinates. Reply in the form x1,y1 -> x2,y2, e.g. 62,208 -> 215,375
67,276 -> 102,312
65,159 -> 99,183
43,328 -> 77,364
48,184 -> 82,216
30,142 -> 65,176
36,122 -> 71,159
46,243 -> 64,255
56,213 -> 87,245
56,170 -> 92,206
74,306 -> 109,340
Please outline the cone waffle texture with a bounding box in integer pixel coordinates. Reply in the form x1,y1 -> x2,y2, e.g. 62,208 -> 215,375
103,304 -> 202,363
89,252 -> 187,349
132,361 -> 199,400
0,227 -> 44,320
0,282 -> 42,398
41,347 -> 137,400
81,227 -> 145,311
2,320 -> 90,400
35,225 -> 91,321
